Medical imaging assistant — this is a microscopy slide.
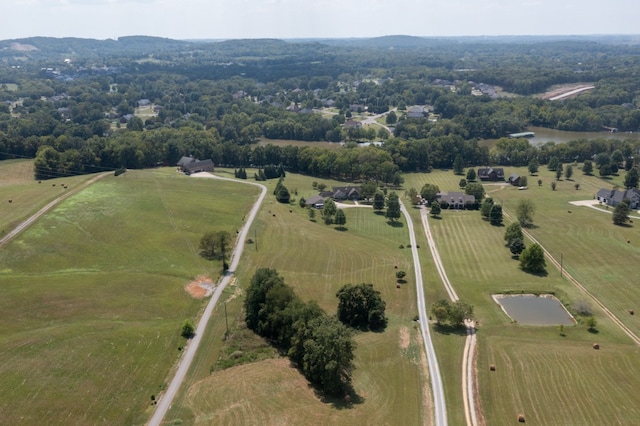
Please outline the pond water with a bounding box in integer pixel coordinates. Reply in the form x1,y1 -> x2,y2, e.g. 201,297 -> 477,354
527,126 -> 640,146
493,294 -> 576,326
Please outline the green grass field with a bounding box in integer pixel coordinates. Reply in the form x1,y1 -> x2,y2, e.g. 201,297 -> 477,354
0,168 -> 260,424
165,172 -> 429,425
0,159 -> 97,235
404,167 -> 640,424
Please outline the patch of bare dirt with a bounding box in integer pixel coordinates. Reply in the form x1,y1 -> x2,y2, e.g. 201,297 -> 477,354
185,275 -> 215,299
399,326 -> 410,349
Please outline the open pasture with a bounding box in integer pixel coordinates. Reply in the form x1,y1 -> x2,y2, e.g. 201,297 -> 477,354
0,168 -> 260,424
479,337 -> 640,425
166,172 -> 430,425
0,159 -> 96,236
405,168 -> 640,424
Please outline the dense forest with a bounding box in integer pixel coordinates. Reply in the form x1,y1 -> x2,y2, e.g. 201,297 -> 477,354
0,35 -> 639,181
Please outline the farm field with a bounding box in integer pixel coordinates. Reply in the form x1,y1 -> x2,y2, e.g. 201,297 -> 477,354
165,171 -> 429,425
404,168 -> 640,424
0,168 -> 260,424
0,159 -> 98,236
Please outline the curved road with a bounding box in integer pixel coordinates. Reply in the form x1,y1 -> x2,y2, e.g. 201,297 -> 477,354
148,173 -> 267,426
400,201 -> 447,426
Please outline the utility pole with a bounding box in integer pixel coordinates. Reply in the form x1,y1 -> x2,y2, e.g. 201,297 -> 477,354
224,301 -> 229,339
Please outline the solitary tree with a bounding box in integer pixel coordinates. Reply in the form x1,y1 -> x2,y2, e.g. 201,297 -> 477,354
181,319 -> 195,338
528,159 -> 539,175
430,201 -> 442,218
420,183 -> 440,204
509,238 -> 526,258
308,208 -> 316,221
465,182 -> 485,202
489,204 -> 503,226
199,232 -> 217,259
516,199 -> 535,227
373,191 -> 385,212
582,160 -> 593,175
565,164 -> 573,180
322,199 -> 337,224
555,164 -> 563,180
613,200 -> 630,226
548,156 -> 560,171
466,168 -> 477,182
551,181 -> 557,191
407,187 -> 420,205
396,270 -> 407,283
385,192 -> 401,222
459,178 -> 467,188
538,179 -> 543,187
520,243 -> 546,274
334,209 -> 347,228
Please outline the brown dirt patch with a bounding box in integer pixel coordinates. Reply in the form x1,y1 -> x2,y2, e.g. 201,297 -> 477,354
399,326 -> 410,349
185,275 -> 215,299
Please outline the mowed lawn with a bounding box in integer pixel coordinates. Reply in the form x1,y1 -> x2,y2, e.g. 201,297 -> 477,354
0,168 -> 260,424
405,168 -> 640,424
0,159 -> 97,234
167,172 -> 430,425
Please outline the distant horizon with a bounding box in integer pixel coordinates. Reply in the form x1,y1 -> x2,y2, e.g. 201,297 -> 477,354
4,33 -> 640,44
3,0 -> 639,41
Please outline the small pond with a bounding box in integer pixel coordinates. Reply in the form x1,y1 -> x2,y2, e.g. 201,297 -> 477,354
493,294 -> 576,326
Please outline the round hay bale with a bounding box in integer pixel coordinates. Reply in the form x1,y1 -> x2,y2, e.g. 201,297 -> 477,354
629,310 -> 634,315
8,199 -> 12,203
518,414 -> 526,422
593,343 -> 600,350
490,364 -> 496,371
396,283 -> 401,288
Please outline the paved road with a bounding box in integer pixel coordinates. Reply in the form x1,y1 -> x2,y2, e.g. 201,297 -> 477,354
0,172 -> 109,248
148,173 -> 267,426
400,201 -> 447,426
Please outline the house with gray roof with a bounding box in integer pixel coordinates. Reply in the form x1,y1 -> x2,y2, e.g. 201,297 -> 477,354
596,188 -> 640,209
436,191 -> 476,209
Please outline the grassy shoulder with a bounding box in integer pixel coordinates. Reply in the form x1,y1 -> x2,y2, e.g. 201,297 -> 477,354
166,171 -> 427,425
0,168 -> 260,424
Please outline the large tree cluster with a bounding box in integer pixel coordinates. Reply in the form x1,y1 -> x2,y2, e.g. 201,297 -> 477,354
244,268 -> 356,396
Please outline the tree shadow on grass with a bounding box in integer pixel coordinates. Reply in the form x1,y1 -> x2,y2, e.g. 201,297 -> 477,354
432,323 -> 468,337
430,215 -> 442,220
313,384 -> 365,409
386,220 -> 404,228
373,210 -> 385,216
335,226 -> 348,232
522,268 -> 548,277
588,328 -> 600,334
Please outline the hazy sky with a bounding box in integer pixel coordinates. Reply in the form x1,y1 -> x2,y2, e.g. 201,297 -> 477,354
3,0 -> 639,41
